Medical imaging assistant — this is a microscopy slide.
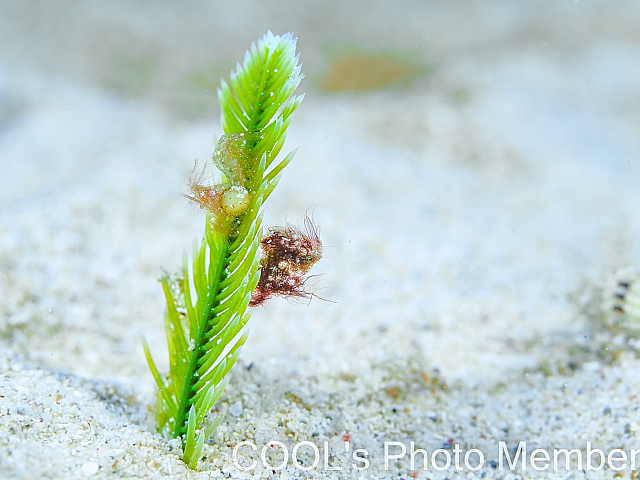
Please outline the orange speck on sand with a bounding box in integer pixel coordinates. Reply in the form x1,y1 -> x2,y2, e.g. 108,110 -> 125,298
320,53 -> 425,92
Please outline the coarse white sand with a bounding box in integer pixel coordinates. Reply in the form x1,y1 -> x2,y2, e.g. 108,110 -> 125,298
1,1 -> 640,478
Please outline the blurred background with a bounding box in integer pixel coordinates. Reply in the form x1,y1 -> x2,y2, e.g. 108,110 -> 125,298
1,0 -> 639,390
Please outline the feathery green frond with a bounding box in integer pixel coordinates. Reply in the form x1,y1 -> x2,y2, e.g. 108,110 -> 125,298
144,31 -> 303,469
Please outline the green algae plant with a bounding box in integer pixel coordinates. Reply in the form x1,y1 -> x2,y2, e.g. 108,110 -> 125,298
143,32 -> 320,469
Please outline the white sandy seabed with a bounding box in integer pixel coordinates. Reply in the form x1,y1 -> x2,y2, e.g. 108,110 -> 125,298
3,10 -> 640,480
